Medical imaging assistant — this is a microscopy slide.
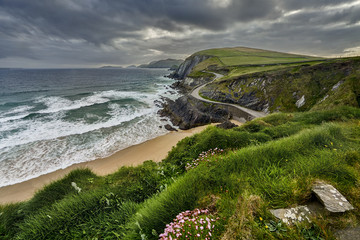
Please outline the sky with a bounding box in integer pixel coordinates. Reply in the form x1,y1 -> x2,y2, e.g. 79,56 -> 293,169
0,0 -> 359,68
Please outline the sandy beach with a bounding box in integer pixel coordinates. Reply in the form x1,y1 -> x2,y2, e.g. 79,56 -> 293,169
0,122 -> 242,205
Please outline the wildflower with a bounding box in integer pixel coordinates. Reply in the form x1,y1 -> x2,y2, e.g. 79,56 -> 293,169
159,208 -> 220,240
265,225 -> 269,229
259,217 -> 263,221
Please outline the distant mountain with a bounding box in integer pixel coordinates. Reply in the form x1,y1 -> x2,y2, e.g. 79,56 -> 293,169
126,65 -> 137,68
99,66 -> 123,69
138,59 -> 183,68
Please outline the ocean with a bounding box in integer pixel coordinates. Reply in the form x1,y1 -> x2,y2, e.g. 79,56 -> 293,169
0,68 -> 178,187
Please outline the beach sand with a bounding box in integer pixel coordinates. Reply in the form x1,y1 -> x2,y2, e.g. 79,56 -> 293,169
0,121 -> 241,204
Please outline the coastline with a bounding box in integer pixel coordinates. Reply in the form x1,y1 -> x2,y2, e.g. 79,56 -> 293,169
0,122 -> 241,204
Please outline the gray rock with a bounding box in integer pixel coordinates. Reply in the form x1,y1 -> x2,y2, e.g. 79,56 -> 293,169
270,201 -> 326,225
270,205 -> 313,225
296,95 -> 306,108
332,80 -> 344,91
335,227 -> 360,240
312,181 -> 354,213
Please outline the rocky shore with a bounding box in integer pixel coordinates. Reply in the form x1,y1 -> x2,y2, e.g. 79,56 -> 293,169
160,55 -> 234,129
159,95 -> 231,130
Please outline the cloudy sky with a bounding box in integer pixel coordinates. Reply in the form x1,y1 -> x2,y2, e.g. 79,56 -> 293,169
0,0 -> 359,68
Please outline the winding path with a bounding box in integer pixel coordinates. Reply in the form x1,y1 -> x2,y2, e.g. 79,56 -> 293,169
190,72 -> 267,120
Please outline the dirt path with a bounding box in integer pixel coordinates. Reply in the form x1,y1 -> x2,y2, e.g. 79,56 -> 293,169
190,72 -> 267,119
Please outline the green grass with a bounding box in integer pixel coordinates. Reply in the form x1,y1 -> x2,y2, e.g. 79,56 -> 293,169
186,47 -> 324,79
125,120 -> 360,239
1,107 -> 360,239
194,47 -> 322,66
221,61 -> 325,80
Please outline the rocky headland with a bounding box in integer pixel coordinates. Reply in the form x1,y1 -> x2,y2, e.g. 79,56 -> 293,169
160,47 -> 360,130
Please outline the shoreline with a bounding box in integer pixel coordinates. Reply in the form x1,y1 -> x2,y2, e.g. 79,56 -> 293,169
0,122 -> 240,204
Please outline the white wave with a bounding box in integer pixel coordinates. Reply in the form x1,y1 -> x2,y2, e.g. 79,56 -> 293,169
0,105 -> 34,123
0,114 -> 30,123
33,90 -> 161,114
0,113 -> 172,187
4,105 -> 34,115
0,105 -> 154,150
0,77 -> 179,187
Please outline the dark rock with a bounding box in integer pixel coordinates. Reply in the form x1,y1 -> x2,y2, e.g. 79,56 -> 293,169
216,120 -> 238,129
164,124 -> 177,131
159,95 -> 231,130
169,55 -> 211,80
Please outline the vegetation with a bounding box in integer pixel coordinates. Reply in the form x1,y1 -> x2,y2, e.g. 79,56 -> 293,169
195,47 -> 322,66
199,57 -> 360,112
1,106 -> 360,239
186,47 -> 324,78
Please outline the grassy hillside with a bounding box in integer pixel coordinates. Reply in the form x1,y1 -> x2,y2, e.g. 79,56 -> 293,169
1,106 -> 360,239
187,47 -> 324,78
200,57 -> 360,112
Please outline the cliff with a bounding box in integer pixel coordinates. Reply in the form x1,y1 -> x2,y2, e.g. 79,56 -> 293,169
169,55 -> 211,79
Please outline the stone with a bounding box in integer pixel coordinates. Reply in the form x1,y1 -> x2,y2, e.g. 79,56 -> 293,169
335,227 -> 360,240
71,182 -> 81,193
216,120 -> 238,129
332,80 -> 344,91
296,95 -> 306,108
270,205 -> 313,225
164,124 -> 177,131
312,181 -> 354,213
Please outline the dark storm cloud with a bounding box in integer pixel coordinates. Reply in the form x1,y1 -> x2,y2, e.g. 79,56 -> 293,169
0,0 -> 280,42
0,0 -> 359,67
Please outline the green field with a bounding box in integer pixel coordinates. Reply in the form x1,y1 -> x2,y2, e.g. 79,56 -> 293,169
194,47 -> 323,66
187,47 -> 325,79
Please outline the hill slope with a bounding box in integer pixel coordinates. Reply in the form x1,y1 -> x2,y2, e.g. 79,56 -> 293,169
171,46 -> 323,79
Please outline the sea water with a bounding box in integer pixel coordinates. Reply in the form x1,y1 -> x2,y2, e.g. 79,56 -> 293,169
0,68 -> 178,187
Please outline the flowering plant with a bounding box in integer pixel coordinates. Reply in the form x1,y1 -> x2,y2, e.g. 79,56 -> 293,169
159,208 -> 221,240
185,148 -> 224,171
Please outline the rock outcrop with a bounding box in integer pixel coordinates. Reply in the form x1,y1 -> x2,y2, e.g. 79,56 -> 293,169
169,55 -> 211,80
216,120 -> 238,129
159,95 -> 231,130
